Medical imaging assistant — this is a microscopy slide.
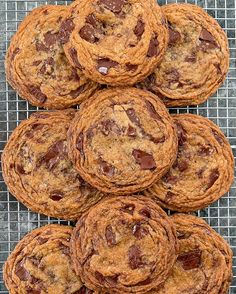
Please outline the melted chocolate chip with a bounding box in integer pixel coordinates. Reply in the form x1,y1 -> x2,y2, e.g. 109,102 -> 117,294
76,133 -> 84,155
100,119 -> 121,136
139,208 -> 151,218
35,42 -> 49,52
15,260 -> 30,281
126,63 -> 138,72
39,57 -> 55,75
98,0 -> 126,13
50,190 -> 64,201
207,168 -> 219,189
134,19 -> 145,40
68,68 -> 80,81
176,122 -> 187,146
177,250 -> 201,270
95,271 -> 105,283
97,58 -> 118,75
132,222 -> 149,239
197,167 -> 205,179
127,125 -> 136,137
28,85 -> 47,103
121,203 -> 135,215
132,149 -> 156,170
199,28 -> 218,51
11,47 -> 20,61
79,25 -> 99,43
105,225 -> 116,246
128,245 -> 143,270
147,35 -> 159,57
69,85 -> 85,98
69,48 -> 83,70
212,129 -> 224,145
198,146 -> 213,157
16,164 -> 27,175
168,26 -> 181,45
145,100 -> 162,121
58,18 -> 75,44
99,159 -> 115,176
126,108 -> 141,126
166,68 -> 180,83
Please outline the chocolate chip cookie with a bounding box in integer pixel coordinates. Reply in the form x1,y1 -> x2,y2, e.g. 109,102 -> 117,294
149,214 -> 232,294
67,88 -> 178,194
138,3 -> 229,107
71,196 -> 179,294
145,114 -> 234,212
3,224 -> 95,294
2,110 -> 104,220
5,5 -> 98,109
63,0 -> 168,86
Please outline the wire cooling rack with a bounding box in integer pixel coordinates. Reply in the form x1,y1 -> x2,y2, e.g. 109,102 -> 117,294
0,0 -> 235,293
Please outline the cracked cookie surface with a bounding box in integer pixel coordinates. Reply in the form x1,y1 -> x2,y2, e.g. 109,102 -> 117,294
67,88 -> 178,194
71,196 -> 178,294
3,224 -> 94,294
63,0 -> 168,86
139,3 -> 229,107
145,114 -> 234,212
149,214 -> 232,294
5,5 -> 98,109
2,110 -> 104,220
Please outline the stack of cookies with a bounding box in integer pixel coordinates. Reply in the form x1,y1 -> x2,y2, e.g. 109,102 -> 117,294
2,0 -> 234,293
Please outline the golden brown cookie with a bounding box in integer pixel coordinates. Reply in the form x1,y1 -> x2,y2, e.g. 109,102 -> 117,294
2,110 -> 104,220
63,0 -> 168,86
67,88 -> 178,195
71,196 -> 179,294
138,3 -> 229,107
3,224 -> 95,294
5,5 -> 98,109
149,214 -> 232,294
145,114 -> 234,212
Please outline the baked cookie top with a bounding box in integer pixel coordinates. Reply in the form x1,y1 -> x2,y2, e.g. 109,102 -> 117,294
67,87 -> 178,194
2,110 -> 104,220
149,214 -> 232,294
139,3 -> 229,107
145,114 -> 234,212
63,0 -> 168,86
71,196 -> 179,293
3,225 -> 94,294
5,5 -> 98,109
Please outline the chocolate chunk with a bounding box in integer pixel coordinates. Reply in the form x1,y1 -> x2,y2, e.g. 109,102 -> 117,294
214,63 -> 222,74
11,47 -> 20,61
126,63 -> 138,72
100,119 -> 121,136
132,222 -> 148,239
60,244 -> 70,256
75,286 -> 94,294
69,85 -> 85,98
147,35 -> 159,57
100,159 -> 115,176
132,149 -> 156,170
86,14 -> 98,27
16,164 -> 27,175
121,204 -> 135,215
39,57 -> 55,75
50,190 -> 64,201
207,168 -> 219,189
135,277 -> 152,286
32,60 -> 42,66
35,42 -> 49,52
185,53 -> 197,63
176,122 -> 187,146
168,26 -> 181,45
104,275 -> 118,286
176,160 -> 189,172
134,19 -> 145,40
165,191 -> 175,202
31,113 -> 50,119
128,245 -> 143,270
98,0 -> 126,13
127,125 -> 136,137
37,237 -> 49,245
58,18 -> 75,44
95,271 -> 105,283
28,85 -> 47,103
79,25 -> 99,43
199,28 -> 218,51
68,68 -> 80,81
76,133 -> 84,155
145,101 -> 162,121
97,58 -> 118,75
197,167 -> 205,179
198,146 -> 213,157
105,225 -> 116,246
139,208 -> 151,218
166,68 -> 180,83
44,31 -> 58,47
212,129 -> 224,145
38,140 -> 66,170
162,172 -> 178,185
150,135 -> 165,144
126,108 -> 141,127
69,48 -> 83,70
177,250 -> 201,270
26,289 -> 41,294
15,260 -> 30,281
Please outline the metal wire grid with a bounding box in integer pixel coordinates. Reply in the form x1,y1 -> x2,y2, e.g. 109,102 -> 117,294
0,0 -> 235,292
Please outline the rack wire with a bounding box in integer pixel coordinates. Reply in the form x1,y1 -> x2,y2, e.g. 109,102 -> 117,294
0,0 -> 235,293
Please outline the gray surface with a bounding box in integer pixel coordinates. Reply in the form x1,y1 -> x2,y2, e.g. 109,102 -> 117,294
0,0 -> 235,293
